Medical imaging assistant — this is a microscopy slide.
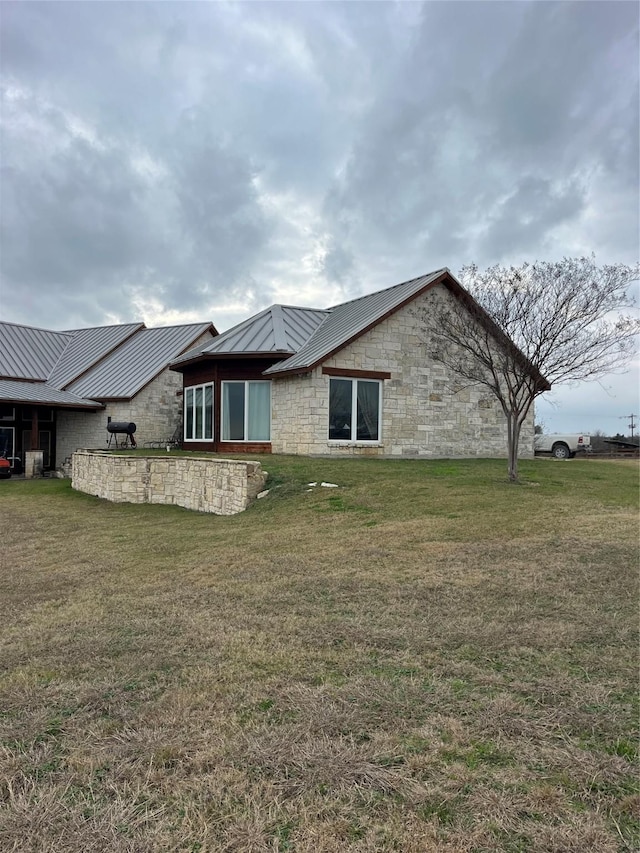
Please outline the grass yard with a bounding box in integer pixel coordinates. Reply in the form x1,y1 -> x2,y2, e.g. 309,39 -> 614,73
0,456 -> 638,852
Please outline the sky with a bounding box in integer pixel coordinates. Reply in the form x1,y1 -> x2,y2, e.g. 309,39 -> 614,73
1,1 -> 638,435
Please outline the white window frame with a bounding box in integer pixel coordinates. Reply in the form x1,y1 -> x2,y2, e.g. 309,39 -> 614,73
328,377 -> 382,444
184,382 -> 214,442
221,380 -> 271,442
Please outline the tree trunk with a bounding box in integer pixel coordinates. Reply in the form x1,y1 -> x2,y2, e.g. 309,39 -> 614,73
506,414 -> 521,482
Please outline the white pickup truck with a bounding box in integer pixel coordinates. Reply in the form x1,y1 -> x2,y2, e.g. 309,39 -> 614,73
534,434 -> 591,459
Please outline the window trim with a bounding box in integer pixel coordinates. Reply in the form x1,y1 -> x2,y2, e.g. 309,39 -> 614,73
220,380 -> 272,443
322,366 -> 391,380
183,382 -> 214,442
328,376 -> 382,444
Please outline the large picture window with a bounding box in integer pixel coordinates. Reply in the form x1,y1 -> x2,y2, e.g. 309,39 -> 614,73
221,381 -> 271,442
184,383 -> 213,441
329,377 -> 381,442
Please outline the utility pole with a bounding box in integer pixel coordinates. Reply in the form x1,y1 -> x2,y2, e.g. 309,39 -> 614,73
624,414 -> 637,438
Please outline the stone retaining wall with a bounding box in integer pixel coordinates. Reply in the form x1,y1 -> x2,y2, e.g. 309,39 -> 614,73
72,451 -> 267,515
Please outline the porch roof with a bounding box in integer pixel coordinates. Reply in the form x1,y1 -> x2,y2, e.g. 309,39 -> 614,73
0,379 -> 103,410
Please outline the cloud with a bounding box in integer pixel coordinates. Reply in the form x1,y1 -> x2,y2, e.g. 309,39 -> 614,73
318,0 -> 639,287
479,176 -> 587,260
0,0 -> 637,338
0,75 -> 272,324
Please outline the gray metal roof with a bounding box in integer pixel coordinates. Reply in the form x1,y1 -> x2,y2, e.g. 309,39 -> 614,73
172,305 -> 329,365
49,323 -> 143,389
0,322 -> 72,380
69,323 -> 213,398
281,305 -> 331,351
0,379 -> 102,409
264,269 -> 448,375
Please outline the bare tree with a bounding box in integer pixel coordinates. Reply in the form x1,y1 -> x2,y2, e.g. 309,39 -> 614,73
418,257 -> 640,481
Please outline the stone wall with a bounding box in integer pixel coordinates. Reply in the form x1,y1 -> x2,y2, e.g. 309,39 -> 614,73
56,348 -> 207,467
72,451 -> 267,515
271,286 -> 535,458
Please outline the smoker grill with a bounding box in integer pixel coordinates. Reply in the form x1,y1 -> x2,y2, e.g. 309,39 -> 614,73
106,421 -> 137,448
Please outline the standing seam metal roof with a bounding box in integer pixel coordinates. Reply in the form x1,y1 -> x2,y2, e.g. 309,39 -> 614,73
48,323 -> 144,389
202,305 -> 329,355
264,269 -> 447,375
280,305 -> 331,351
1,321 -> 215,405
68,323 -> 213,398
171,305 -> 329,364
0,322 -> 72,380
0,379 -> 102,408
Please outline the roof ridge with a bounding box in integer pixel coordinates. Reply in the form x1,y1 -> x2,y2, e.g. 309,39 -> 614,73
270,305 -> 288,352
326,269 -> 448,311
0,320 -> 74,337
60,322 -> 145,334
277,304 -> 330,314
136,321 -> 212,333
206,305 -> 329,346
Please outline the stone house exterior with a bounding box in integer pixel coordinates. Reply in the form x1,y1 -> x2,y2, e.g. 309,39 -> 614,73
0,321 -> 216,472
171,269 -> 549,458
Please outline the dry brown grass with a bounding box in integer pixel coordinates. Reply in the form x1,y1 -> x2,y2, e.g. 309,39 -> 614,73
0,456 -> 638,851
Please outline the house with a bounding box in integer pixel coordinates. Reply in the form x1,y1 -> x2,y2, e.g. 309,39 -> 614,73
171,268 -> 549,458
0,320 -> 216,472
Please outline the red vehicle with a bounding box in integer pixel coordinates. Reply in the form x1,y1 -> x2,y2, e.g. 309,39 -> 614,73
0,457 -> 11,479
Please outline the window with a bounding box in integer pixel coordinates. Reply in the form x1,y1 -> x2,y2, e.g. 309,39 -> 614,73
22,406 -> 54,423
221,381 -> 271,441
184,383 -> 213,441
0,426 -> 15,462
329,377 -> 381,442
0,405 -> 15,421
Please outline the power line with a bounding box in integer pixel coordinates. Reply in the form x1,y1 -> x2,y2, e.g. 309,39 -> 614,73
618,413 -> 637,438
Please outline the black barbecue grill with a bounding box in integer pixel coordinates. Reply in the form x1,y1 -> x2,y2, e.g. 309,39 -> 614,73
106,421 -> 137,448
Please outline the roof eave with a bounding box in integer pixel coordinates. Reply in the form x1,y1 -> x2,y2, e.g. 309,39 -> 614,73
56,401 -> 105,411
262,365 -> 313,378
171,350 -> 295,370
0,396 -> 104,410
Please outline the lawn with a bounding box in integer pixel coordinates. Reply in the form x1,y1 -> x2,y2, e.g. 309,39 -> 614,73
1,456 -> 638,852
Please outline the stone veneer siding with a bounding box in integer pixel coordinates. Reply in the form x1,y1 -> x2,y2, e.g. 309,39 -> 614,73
56,332 -> 213,466
72,451 -> 267,515
270,286 -> 535,458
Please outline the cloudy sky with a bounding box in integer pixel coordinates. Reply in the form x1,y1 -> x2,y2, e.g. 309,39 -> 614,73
1,1 -> 638,434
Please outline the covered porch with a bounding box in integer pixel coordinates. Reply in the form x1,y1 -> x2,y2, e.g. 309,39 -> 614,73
0,383 -> 103,474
